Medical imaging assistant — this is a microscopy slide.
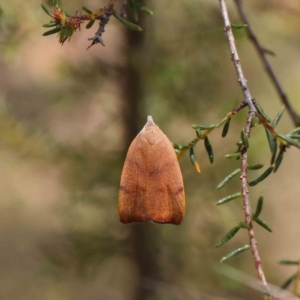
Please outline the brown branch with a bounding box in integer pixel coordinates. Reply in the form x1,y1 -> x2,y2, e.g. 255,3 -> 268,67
87,0 -> 115,49
231,100 -> 247,115
241,112 -> 270,299
219,0 -> 256,113
219,1 -> 270,298
234,0 -> 300,127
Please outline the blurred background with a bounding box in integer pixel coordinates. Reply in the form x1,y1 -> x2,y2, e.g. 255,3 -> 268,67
0,0 -> 300,299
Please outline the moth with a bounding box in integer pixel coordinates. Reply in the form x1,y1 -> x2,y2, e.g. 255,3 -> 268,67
118,116 -> 185,225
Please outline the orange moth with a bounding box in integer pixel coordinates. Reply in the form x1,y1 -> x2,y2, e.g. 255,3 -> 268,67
118,116 -> 185,225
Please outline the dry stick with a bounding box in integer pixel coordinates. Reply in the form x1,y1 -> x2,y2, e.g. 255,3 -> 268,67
219,0 -> 270,298
234,0 -> 300,127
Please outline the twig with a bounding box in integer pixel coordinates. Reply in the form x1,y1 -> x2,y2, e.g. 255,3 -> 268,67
231,100 -> 247,115
234,0 -> 300,127
87,0 -> 115,49
219,0 -> 256,113
219,0 -> 270,298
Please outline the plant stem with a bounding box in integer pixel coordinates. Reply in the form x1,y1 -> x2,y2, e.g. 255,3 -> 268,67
218,0 -> 256,113
219,0 -> 270,298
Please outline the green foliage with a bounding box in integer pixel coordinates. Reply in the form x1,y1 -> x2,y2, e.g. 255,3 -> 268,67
254,217 -> 273,232
113,11 -> 142,31
248,166 -> 274,186
272,106 -> 285,128
204,137 -> 214,164
41,4 -> 53,17
265,128 -> 277,164
274,145 -> 285,172
222,118 -> 231,137
216,192 -> 242,206
82,6 -> 93,14
42,27 -> 61,36
254,102 -> 271,123
215,224 -> 242,248
86,20 -> 95,29
247,163 -> 264,170
231,23 -> 247,29
281,274 -> 297,289
279,260 -> 299,265
241,130 -> 249,148
220,245 -> 250,263
128,0 -> 138,21
216,168 -> 240,190
252,196 -> 263,220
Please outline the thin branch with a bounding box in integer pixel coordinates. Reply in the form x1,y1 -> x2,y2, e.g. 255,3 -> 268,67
231,100 -> 247,115
241,112 -> 271,298
234,0 -> 300,127
87,0 -> 115,49
219,0 -> 270,298
219,0 -> 256,113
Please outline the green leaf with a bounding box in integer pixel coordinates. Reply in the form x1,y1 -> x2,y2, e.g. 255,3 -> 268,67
42,27 -> 61,36
173,143 -> 180,150
112,10 -> 142,31
239,221 -> 250,230
231,23 -> 247,29
64,10 -> 73,18
41,4 -> 52,17
192,124 -> 215,130
248,166 -> 274,187
279,260 -> 299,265
251,116 -> 259,127
59,25 -> 73,42
189,148 -> 200,172
281,273 -> 297,290
138,5 -> 153,15
265,128 -> 277,165
216,168 -> 241,190
42,22 -> 57,27
241,130 -> 249,148
215,224 -> 242,248
204,137 -> 214,164
216,192 -> 242,206
272,106 -> 285,128
196,129 -> 204,139
255,103 -> 271,123
247,164 -> 264,170
222,118 -> 231,137
82,6 -> 93,14
277,134 -> 300,149
224,152 -> 241,159
254,217 -> 273,232
215,116 -> 229,128
192,124 -> 216,130
128,0 -> 138,21
290,134 -> 300,139
252,196 -> 263,220
220,245 -> 250,263
289,127 -> 300,135
86,20 -> 95,29
53,0 -> 59,8
270,144 -> 278,165
274,145 -> 285,173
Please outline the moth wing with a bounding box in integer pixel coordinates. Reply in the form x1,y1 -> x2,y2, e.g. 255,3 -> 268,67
144,133 -> 185,225
118,125 -> 185,225
118,134 -> 147,223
